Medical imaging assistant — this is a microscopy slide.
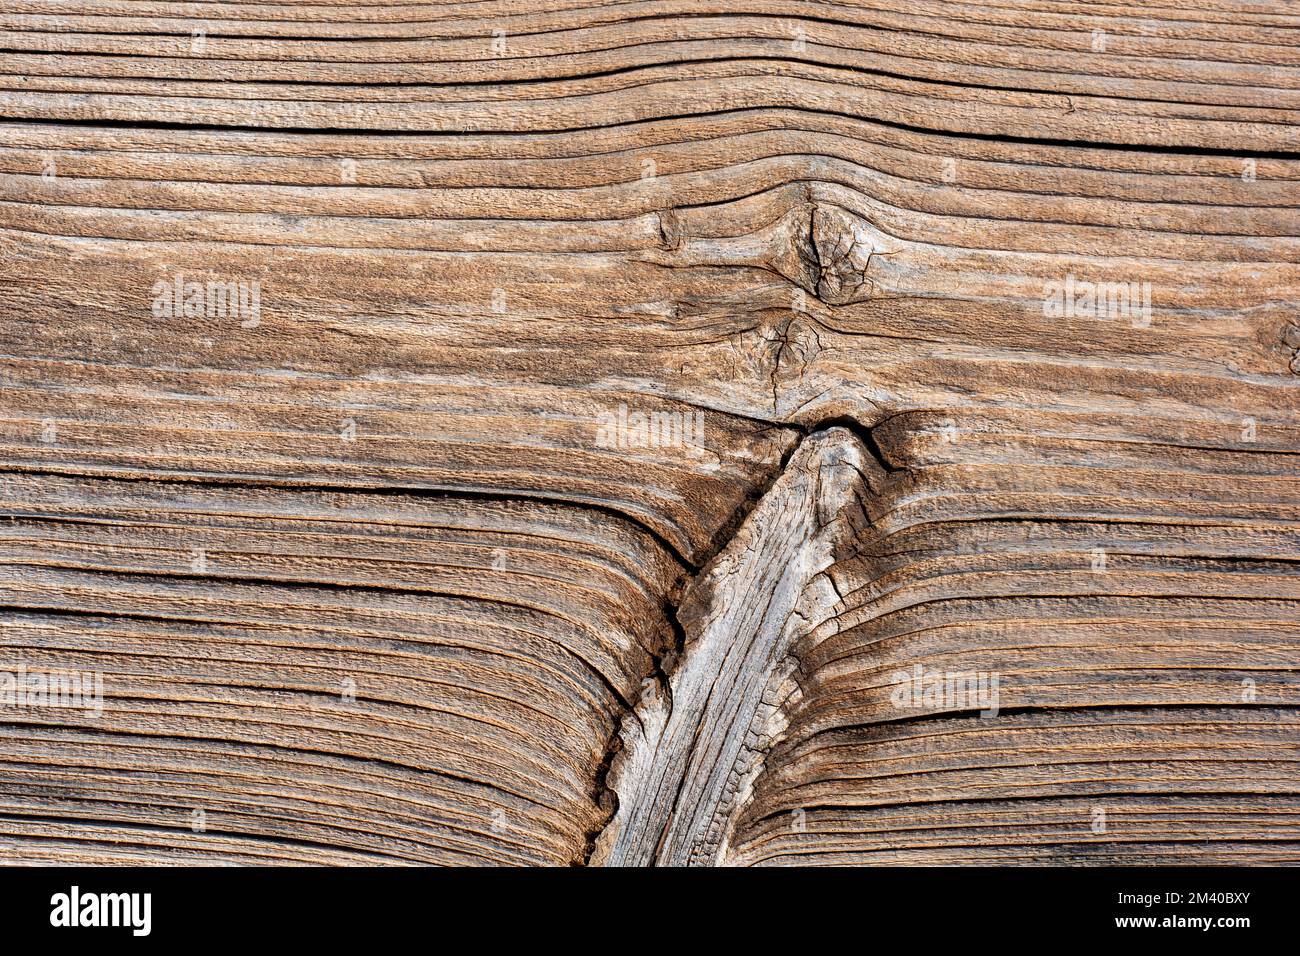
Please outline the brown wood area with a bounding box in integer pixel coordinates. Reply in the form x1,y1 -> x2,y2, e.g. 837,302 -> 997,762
0,0 -> 1297,866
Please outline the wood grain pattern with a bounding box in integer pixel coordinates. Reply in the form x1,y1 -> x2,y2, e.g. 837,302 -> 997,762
0,0 -> 1296,865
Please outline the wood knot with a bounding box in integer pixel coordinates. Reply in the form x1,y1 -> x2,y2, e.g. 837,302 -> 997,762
810,204 -> 873,304
1283,323 -> 1300,374
767,202 -> 900,307
657,209 -> 685,251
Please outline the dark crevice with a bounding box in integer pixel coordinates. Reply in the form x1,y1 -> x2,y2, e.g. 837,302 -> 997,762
578,728 -> 621,865
3,106 -> 1295,160
745,785 -> 1300,829
800,414 -> 904,476
579,591 -> 683,866
805,700 -> 1300,737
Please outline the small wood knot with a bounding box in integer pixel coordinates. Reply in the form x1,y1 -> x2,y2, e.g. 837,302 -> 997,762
657,209 -> 685,251
810,204 -> 872,304
1284,323 -> 1300,374
769,202 -> 900,306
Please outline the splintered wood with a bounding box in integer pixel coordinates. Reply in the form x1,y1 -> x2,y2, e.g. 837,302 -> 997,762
0,1 -> 1297,865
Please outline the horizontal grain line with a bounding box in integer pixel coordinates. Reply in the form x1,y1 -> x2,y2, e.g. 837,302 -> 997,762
0,463 -> 693,568
4,106 -> 1297,159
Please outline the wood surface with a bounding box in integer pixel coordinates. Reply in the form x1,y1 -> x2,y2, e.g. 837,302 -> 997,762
0,0 -> 1297,865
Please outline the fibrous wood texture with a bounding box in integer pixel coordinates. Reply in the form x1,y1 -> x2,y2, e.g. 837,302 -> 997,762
1,0 -> 1297,865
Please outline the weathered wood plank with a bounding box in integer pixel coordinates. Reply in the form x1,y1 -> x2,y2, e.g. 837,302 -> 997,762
0,0 -> 1296,865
